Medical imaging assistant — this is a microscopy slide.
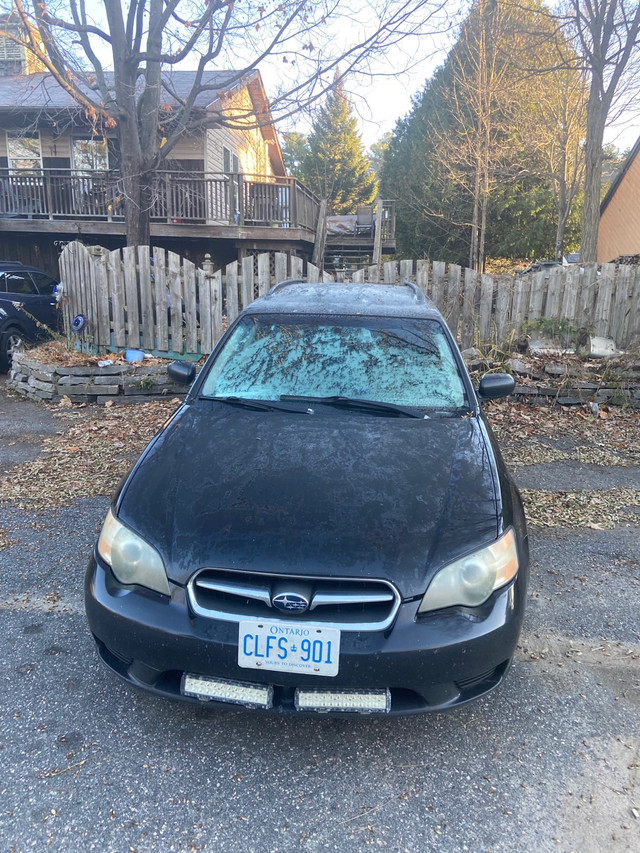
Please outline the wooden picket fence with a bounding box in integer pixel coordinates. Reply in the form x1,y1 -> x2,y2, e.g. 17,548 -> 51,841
58,242 -> 640,358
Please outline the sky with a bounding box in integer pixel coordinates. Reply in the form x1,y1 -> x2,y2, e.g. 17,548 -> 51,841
21,0 -> 640,156
268,24 -> 640,155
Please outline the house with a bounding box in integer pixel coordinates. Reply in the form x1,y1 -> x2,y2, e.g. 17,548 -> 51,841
0,34 -> 322,275
598,135 -> 640,263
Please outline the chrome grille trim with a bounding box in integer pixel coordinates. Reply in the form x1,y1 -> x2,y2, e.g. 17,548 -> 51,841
195,577 -> 272,606
309,590 -> 394,610
187,568 -> 401,632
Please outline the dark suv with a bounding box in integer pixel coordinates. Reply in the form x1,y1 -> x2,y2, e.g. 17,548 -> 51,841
0,262 -> 60,372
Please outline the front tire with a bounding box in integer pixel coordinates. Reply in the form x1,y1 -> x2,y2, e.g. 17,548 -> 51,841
0,327 -> 29,373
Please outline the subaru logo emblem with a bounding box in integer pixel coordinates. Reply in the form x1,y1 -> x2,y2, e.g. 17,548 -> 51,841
272,593 -> 309,613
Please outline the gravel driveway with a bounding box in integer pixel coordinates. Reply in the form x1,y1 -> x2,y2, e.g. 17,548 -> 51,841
1,384 -> 638,853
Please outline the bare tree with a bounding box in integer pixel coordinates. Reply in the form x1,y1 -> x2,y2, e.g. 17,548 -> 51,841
2,0 -> 449,246
433,0 -> 533,271
514,26 -> 588,261
561,1 -> 640,262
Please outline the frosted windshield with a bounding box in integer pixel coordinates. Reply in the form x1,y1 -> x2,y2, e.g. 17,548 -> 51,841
200,315 -> 467,409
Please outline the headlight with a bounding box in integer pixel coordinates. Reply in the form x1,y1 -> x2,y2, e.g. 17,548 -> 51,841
418,528 -> 519,613
97,508 -> 170,596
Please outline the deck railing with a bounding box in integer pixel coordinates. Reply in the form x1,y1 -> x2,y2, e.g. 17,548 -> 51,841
0,169 -> 321,231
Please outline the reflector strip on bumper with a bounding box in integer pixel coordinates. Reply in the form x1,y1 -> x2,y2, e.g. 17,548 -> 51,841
182,673 -> 273,708
295,688 -> 391,713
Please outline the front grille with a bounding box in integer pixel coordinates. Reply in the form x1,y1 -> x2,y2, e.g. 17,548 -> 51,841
187,567 -> 401,632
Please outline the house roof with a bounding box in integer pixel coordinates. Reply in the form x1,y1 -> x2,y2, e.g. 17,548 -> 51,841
0,67 -> 286,174
600,134 -> 640,214
0,68 -> 257,112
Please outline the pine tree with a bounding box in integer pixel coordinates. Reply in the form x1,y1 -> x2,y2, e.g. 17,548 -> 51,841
302,81 -> 377,215
281,132 -> 309,180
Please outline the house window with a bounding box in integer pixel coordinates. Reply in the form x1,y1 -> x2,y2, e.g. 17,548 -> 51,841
6,131 -> 41,172
72,138 -> 109,172
223,145 -> 239,174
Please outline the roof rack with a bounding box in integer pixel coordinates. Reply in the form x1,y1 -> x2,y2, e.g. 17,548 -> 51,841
267,278 -> 437,310
267,278 -> 307,295
401,280 -> 436,308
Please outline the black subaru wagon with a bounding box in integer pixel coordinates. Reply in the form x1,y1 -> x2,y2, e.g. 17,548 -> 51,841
85,280 -> 528,715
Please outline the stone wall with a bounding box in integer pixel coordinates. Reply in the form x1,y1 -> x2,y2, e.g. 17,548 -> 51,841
8,354 -> 189,404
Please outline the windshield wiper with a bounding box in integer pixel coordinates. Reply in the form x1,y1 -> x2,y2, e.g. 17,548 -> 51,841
209,396 -> 314,413
428,407 -> 474,419
211,396 -> 277,411
279,395 -> 425,418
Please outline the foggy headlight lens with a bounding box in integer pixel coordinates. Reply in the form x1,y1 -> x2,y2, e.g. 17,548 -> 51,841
97,508 -> 170,596
418,528 -> 519,613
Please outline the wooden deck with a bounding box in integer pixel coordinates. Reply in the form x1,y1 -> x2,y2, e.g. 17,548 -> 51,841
0,169 -> 321,235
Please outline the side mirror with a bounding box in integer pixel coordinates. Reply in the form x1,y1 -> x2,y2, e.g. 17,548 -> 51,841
477,372 -> 515,400
167,360 -> 196,385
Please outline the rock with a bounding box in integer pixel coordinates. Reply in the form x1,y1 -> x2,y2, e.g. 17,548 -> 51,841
583,336 -> 622,358
461,347 -> 482,360
544,362 -> 567,376
506,358 -> 530,375
528,339 -> 573,357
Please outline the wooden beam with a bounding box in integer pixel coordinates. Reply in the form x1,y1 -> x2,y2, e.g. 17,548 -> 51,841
311,199 -> 328,269
372,196 -> 383,266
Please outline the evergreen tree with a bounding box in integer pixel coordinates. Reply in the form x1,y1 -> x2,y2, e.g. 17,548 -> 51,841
302,81 -> 377,214
368,133 -> 392,183
281,132 -> 309,180
381,0 -> 587,265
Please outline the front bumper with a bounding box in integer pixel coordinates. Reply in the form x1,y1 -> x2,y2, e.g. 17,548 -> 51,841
85,555 -> 527,715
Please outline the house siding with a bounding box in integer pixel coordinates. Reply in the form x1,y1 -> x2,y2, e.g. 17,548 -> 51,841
169,131 -> 204,162
205,89 -> 274,176
598,143 -> 640,262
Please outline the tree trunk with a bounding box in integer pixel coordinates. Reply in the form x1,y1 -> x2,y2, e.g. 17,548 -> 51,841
580,87 -> 608,264
469,164 -> 481,270
554,177 -> 568,261
118,119 -> 151,247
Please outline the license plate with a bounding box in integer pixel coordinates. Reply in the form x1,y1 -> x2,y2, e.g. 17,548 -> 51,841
238,620 -> 340,677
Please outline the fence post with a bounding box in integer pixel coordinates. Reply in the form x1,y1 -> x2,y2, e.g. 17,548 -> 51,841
431,261 -> 446,313
593,263 -> 616,337
399,259 -> 413,282
478,274 -> 494,345
494,276 -> 511,345
416,259 -> 429,297
383,260 -> 397,283
461,267 -> 477,349
226,261 -> 239,323
609,264 -> 631,347
627,267 -> 640,348
241,255 -> 254,309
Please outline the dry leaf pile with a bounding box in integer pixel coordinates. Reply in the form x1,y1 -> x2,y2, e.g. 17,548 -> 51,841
0,399 -> 179,511
24,339 -> 201,368
486,399 -> 640,468
486,400 -> 640,527
521,488 -> 640,529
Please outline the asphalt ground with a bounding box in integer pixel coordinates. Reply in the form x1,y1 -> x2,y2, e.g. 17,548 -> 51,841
0,383 -> 639,853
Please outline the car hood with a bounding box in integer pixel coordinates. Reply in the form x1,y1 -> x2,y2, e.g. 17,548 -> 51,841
117,402 -> 501,598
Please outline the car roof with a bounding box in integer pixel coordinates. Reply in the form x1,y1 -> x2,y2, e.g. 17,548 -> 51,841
245,280 -> 443,320
0,262 -> 53,274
